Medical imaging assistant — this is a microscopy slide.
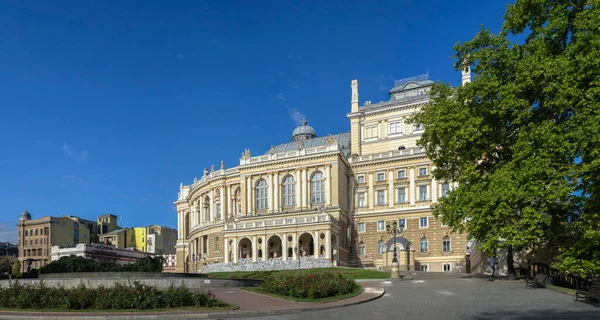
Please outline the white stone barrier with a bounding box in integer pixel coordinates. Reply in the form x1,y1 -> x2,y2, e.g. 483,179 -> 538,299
201,257 -> 332,273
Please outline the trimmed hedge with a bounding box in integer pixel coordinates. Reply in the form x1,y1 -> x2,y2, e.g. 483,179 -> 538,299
0,280 -> 224,310
39,255 -> 164,274
261,271 -> 357,299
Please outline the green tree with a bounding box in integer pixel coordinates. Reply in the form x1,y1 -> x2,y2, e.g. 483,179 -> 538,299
411,0 -> 600,278
0,256 -> 19,276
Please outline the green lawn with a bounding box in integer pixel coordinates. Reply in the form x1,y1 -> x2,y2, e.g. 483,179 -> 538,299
241,285 -> 363,303
546,284 -> 577,296
207,267 -> 390,280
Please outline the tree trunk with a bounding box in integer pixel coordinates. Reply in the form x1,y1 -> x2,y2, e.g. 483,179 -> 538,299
507,245 -> 515,278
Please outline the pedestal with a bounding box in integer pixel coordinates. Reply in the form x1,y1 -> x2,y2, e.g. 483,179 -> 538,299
391,261 -> 401,278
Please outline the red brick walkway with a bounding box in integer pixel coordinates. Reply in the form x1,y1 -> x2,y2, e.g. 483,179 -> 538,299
210,281 -> 384,312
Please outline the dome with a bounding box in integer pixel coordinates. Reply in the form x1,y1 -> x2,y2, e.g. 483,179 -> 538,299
19,210 -> 31,221
291,117 -> 317,142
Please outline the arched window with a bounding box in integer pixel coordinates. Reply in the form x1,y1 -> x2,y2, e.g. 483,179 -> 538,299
310,171 -> 325,204
378,240 -> 385,255
282,175 -> 295,207
420,237 -> 428,253
442,236 -> 451,252
358,241 -> 366,256
234,188 -> 241,215
256,179 -> 267,210
203,196 -> 210,221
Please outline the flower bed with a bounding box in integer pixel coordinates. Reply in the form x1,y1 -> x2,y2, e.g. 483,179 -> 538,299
261,271 -> 357,299
0,280 -> 225,310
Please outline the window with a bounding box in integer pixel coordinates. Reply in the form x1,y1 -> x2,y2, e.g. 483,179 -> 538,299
310,171 -> 325,204
215,203 -> 221,219
420,237 -> 428,253
215,237 -> 219,250
35,229 -> 38,236
443,236 -> 451,252
441,183 -> 450,197
364,125 -> 378,139
420,217 -> 429,228
396,188 -> 406,203
389,121 -> 403,135
358,241 -> 366,256
25,230 -> 28,237
256,179 -> 267,210
358,222 -> 366,233
443,263 -> 452,272
421,264 -> 429,272
234,189 -> 241,215
419,185 -> 428,201
418,167 -> 428,176
35,239 -> 38,245
376,172 -> 385,181
377,190 -> 386,206
282,175 -> 296,207
357,175 -> 365,184
378,240 -> 385,255
398,219 -> 406,229
203,196 -> 210,220
37,249 -> 42,256
358,192 -> 366,207
377,220 -> 385,231
397,170 -> 406,179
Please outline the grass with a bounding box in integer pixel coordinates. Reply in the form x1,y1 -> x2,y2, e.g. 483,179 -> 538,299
0,305 -> 236,313
241,285 -> 363,303
207,267 -> 390,280
546,284 -> 577,296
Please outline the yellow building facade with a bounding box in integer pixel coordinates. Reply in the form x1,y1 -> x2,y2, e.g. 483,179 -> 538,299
175,73 -> 471,273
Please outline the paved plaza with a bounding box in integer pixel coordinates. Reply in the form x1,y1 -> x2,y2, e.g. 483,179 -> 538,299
226,276 -> 599,320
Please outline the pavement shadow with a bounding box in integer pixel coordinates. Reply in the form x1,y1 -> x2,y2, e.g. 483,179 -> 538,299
473,309 -> 599,320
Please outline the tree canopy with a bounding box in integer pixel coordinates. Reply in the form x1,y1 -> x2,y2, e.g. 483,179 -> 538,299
411,0 -> 600,278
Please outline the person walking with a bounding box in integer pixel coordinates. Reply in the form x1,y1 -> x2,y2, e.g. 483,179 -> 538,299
490,256 -> 496,278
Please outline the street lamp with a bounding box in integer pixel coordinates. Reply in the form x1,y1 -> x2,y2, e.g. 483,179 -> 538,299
386,221 -> 405,279
293,246 -> 300,276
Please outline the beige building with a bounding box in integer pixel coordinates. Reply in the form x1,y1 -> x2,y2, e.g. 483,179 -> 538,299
175,72 -> 472,273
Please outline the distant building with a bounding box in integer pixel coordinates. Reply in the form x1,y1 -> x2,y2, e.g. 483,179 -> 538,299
0,242 -> 18,257
134,225 -> 177,255
162,254 -> 177,273
99,228 -> 136,248
51,243 -> 152,265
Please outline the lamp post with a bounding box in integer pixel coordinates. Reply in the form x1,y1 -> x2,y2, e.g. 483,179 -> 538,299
294,246 -> 300,276
386,221 -> 405,279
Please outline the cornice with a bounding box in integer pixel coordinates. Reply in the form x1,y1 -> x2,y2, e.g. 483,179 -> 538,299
347,101 -> 428,119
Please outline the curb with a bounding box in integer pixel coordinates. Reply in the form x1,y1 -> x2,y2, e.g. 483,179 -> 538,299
0,288 -> 385,319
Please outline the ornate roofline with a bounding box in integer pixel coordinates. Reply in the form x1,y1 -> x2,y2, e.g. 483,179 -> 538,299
347,101 -> 428,119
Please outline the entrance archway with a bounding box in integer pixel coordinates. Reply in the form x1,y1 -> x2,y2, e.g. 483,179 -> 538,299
267,235 -> 282,259
298,233 -> 314,257
238,238 -> 252,259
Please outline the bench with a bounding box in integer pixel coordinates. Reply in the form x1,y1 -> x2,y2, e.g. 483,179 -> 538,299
575,280 -> 600,306
525,273 -> 547,288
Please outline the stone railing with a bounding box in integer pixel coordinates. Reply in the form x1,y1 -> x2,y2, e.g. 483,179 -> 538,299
239,145 -> 339,166
224,214 -> 337,231
200,257 -> 332,273
350,147 -> 426,163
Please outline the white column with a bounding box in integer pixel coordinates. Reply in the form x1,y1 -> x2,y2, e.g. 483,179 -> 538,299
262,236 -> 267,260
251,236 -> 257,262
431,177 -> 438,203
177,211 -> 182,239
368,173 -> 374,209
224,238 -> 230,263
409,168 -> 416,205
246,176 -> 252,214
267,174 -> 273,213
325,230 -> 332,259
226,185 -> 232,218
325,165 -> 331,206
274,172 -> 279,212
292,233 -> 297,260
282,233 -> 288,260
388,171 -> 394,208
303,169 -> 308,208
233,237 -> 238,263
295,171 -> 301,209
314,231 -> 319,258
209,189 -> 214,222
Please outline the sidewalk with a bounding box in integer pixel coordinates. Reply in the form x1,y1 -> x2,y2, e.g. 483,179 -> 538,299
0,282 -> 384,319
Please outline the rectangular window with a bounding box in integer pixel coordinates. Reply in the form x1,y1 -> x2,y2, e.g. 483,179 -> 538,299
419,185 -> 428,201
357,175 -> 365,184
215,237 -> 219,250
418,167 -> 428,176
421,264 -> 429,272
359,243 -> 366,256
358,192 -> 366,207
389,121 -> 403,135
377,190 -> 386,206
441,183 -> 450,197
398,218 -> 406,229
396,188 -> 406,203
397,170 -> 406,179
443,263 -> 452,272
377,220 -> 385,231
376,172 -> 385,181
420,217 -> 429,228
215,203 -> 221,219
358,222 -> 366,233
364,125 -> 378,139
443,238 -> 451,252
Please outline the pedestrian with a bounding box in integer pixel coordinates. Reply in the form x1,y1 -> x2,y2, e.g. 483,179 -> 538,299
490,256 -> 496,278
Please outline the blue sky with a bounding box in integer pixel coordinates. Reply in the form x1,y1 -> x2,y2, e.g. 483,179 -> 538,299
0,0 -> 508,242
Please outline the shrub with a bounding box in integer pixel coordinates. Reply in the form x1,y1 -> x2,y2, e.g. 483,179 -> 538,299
0,280 -> 221,310
262,271 -> 357,299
